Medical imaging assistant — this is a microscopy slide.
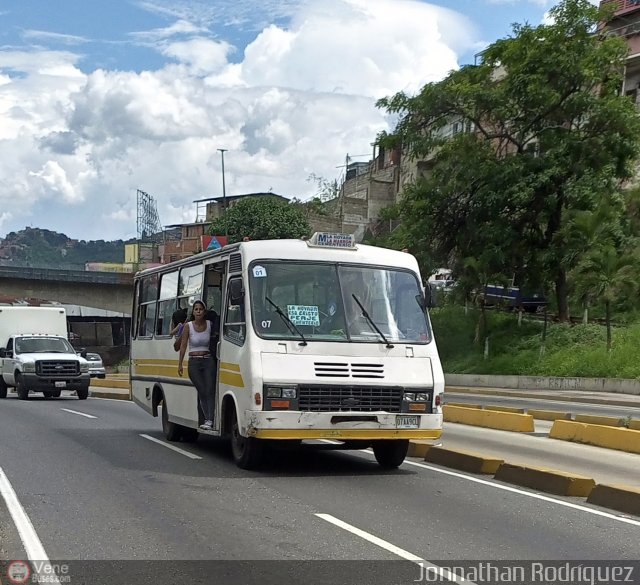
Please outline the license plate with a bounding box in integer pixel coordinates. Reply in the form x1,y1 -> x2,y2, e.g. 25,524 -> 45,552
55,381 -> 66,388
396,415 -> 419,429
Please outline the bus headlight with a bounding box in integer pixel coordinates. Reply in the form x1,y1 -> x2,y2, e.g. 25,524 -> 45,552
265,386 -> 297,398
416,393 -> 429,402
403,392 -> 416,402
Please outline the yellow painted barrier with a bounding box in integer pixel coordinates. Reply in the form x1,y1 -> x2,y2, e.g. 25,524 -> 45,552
424,446 -> 503,474
443,405 -> 535,432
408,441 -> 434,458
587,484 -> 640,517
90,378 -> 131,390
527,409 -> 572,421
483,405 -> 526,414
549,420 -> 640,454
445,402 -> 482,409
494,463 -> 595,497
629,420 -> 640,431
574,414 -> 625,427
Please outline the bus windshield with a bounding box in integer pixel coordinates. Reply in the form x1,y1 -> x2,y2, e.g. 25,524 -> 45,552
249,262 -> 431,344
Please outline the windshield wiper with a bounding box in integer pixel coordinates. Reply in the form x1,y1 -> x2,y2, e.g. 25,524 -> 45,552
351,294 -> 394,349
265,296 -> 308,346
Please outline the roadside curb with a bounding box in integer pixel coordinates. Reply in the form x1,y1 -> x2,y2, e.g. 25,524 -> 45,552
446,386 -> 640,408
91,378 -> 130,390
89,389 -> 131,400
494,463 -> 595,497
549,420 -> 640,454
443,405 -> 535,432
407,444 -> 640,516
587,484 -> 640,516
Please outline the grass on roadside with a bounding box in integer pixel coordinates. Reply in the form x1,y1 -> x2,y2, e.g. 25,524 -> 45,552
430,305 -> 640,379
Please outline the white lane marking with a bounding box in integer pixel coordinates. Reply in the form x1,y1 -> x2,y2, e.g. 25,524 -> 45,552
315,513 -> 472,584
0,466 -> 60,582
89,397 -> 134,403
318,439 -> 343,445
60,408 -> 97,419
360,452 -> 640,527
140,434 -> 202,460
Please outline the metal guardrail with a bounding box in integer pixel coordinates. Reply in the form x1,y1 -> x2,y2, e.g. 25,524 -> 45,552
0,265 -> 133,285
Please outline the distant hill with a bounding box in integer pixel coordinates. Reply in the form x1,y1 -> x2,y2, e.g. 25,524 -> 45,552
0,227 -> 130,268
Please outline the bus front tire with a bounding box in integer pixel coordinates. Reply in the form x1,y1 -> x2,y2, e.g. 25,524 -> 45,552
161,398 -> 182,442
231,412 -> 263,470
372,440 -> 409,469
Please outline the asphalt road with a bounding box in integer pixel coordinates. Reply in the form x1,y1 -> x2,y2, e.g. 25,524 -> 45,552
0,394 -> 639,585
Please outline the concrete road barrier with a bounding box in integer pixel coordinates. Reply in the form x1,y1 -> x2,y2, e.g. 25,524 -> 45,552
407,441 -> 435,459
549,420 -> 640,454
424,446 -> 503,474
630,420 -> 640,431
494,463 -> 595,497
91,378 -> 130,390
574,414 -> 625,427
443,405 -> 535,432
587,484 -> 640,517
483,405 -> 526,414
527,409 -> 572,421
445,402 -> 482,409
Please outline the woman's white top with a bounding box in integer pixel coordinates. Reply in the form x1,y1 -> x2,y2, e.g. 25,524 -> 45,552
188,320 -> 210,353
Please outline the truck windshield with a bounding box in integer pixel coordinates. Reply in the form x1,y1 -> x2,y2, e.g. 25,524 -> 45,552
249,262 -> 431,344
15,337 -> 74,354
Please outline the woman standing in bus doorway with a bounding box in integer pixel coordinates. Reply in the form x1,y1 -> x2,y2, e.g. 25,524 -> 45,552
177,300 -> 216,430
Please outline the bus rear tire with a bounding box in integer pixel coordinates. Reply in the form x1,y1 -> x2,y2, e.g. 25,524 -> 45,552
231,411 -> 263,470
372,440 -> 409,469
161,397 -> 182,442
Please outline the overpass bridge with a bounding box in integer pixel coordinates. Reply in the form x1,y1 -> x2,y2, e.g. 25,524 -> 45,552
0,265 -> 134,314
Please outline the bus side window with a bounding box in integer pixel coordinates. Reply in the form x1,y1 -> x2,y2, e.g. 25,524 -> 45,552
224,277 -> 246,346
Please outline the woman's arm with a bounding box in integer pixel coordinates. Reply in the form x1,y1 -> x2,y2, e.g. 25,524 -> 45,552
178,324 -> 189,376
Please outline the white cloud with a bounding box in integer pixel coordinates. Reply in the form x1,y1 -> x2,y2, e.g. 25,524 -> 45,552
0,0 -> 476,239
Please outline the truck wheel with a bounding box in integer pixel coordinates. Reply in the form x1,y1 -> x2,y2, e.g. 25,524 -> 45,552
372,440 -> 409,469
231,410 -> 263,469
77,386 -> 89,400
15,374 -> 29,400
0,378 -> 7,399
161,396 -> 182,442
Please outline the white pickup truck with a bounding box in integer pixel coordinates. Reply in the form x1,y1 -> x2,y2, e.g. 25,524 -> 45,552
0,306 -> 91,400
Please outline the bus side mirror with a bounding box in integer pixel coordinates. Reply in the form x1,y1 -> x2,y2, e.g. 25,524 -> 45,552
229,280 -> 244,305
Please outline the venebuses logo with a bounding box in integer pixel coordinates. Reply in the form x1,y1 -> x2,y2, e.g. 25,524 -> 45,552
6,560 -> 30,584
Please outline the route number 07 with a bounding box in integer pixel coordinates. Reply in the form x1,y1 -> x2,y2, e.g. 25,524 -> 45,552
261,320 -> 271,329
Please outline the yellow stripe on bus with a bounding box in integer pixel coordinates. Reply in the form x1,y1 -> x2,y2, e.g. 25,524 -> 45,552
220,362 -> 241,372
219,370 -> 245,388
252,429 -> 443,440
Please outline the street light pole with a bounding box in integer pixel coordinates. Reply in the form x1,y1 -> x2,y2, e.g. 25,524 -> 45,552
217,148 -> 228,239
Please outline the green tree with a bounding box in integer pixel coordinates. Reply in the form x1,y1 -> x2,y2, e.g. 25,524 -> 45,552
571,245 -> 639,350
209,197 -> 311,243
377,0 -> 640,321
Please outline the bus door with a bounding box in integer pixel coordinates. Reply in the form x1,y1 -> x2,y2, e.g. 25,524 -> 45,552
203,259 -> 227,429
216,274 -> 248,431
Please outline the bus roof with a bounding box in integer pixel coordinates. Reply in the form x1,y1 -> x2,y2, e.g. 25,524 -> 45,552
134,238 -> 420,278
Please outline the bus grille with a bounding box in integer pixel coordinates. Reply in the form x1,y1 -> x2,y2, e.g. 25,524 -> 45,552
36,361 -> 79,377
298,384 -> 403,412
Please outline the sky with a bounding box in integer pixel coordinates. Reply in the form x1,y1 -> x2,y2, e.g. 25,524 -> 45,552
0,0 -> 599,241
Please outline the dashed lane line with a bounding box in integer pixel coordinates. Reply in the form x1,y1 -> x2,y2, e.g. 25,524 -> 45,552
139,434 -> 202,459
60,408 -> 97,419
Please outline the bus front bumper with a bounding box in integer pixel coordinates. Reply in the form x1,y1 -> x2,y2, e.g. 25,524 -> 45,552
246,411 -> 443,441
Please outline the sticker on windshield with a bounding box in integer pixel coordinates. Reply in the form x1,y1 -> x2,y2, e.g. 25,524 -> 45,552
328,302 -> 337,316
287,305 -> 320,327
252,265 -> 267,278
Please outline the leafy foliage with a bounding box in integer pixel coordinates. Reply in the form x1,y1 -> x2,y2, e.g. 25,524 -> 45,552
208,196 -> 311,243
377,0 -> 640,321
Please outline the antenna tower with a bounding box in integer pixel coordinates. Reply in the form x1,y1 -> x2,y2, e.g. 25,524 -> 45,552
136,189 -> 162,241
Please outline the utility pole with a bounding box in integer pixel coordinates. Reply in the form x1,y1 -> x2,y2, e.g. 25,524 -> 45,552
217,148 -> 228,238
